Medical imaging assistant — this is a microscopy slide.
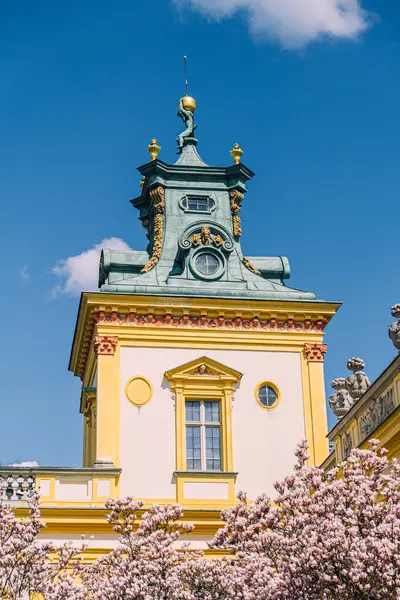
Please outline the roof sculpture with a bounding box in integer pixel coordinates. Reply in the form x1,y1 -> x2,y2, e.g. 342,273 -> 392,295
99,94 -> 317,301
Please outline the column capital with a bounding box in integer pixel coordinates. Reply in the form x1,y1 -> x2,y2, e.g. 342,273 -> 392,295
304,342 -> 327,362
93,335 -> 118,355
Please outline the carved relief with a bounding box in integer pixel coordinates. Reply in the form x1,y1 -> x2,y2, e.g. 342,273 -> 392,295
93,335 -> 118,355
242,257 -> 261,276
141,186 -> 165,273
192,364 -> 213,376
304,343 -> 327,362
342,431 -> 353,459
230,189 -> 244,237
359,387 -> 396,442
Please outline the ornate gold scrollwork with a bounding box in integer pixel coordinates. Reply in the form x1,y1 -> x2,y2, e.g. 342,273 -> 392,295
141,186 -> 165,273
242,257 -> 261,276
230,189 -> 244,237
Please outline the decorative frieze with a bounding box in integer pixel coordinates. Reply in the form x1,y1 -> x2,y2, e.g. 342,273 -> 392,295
359,387 -> 396,443
93,335 -> 118,355
304,343 -> 327,362
95,311 -> 326,333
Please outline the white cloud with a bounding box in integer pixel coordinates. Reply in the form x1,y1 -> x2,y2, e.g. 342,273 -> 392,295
51,238 -> 131,297
8,461 -> 39,468
20,265 -> 30,281
173,0 -> 371,48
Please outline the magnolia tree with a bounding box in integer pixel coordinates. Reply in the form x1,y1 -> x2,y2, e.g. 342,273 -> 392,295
211,440 -> 400,600
3,440 -> 400,600
0,490 -> 84,600
83,499 -> 200,600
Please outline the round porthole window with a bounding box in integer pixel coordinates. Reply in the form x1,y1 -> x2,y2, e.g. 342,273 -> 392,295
195,253 -> 219,276
255,382 -> 280,409
190,249 -> 224,281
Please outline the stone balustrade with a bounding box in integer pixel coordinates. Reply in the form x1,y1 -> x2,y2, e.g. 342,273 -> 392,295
0,467 -> 121,504
0,471 -> 35,501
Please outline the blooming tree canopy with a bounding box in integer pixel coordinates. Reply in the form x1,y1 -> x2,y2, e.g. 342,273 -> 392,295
83,498 -> 199,600
0,491 -> 84,600
211,440 -> 400,600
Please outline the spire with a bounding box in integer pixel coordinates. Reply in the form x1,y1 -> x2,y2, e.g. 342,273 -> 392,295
175,94 -> 207,166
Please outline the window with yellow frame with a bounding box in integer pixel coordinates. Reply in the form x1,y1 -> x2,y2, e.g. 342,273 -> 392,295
165,356 -> 242,473
255,381 -> 280,410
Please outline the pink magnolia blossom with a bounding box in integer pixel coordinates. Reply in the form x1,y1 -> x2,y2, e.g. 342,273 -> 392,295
211,440 -> 400,600
83,499 -> 200,600
0,491 -> 85,600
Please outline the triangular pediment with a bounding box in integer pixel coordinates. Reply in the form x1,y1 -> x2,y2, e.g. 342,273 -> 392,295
165,356 -> 242,382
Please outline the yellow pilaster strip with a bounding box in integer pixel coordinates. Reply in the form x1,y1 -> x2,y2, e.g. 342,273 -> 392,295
175,385 -> 185,472
307,360 -> 329,465
95,340 -> 120,467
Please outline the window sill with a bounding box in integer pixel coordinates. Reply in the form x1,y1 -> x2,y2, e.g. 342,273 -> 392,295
174,471 -> 237,478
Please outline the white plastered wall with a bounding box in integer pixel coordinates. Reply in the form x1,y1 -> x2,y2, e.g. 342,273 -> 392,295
119,347 -> 305,500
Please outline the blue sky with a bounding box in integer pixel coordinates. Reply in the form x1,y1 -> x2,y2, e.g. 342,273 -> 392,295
0,0 -> 399,466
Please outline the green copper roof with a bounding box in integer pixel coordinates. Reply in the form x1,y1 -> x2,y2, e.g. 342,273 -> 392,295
98,101 -> 316,302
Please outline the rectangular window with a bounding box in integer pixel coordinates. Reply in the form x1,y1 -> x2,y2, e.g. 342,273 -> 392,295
185,400 -> 221,471
187,197 -> 210,211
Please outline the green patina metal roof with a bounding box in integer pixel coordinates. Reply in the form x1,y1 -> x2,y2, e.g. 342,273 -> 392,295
98,103 -> 316,302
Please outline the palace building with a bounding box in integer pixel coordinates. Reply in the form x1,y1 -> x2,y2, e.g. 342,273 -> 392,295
2,95 -> 341,555
323,305 -> 400,471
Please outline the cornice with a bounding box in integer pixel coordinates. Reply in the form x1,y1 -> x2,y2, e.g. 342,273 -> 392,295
69,292 -> 340,380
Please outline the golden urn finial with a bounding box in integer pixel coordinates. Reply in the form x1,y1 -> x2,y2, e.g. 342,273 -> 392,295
148,138 -> 161,161
230,142 -> 243,165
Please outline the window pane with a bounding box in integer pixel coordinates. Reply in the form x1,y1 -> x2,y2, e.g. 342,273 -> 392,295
195,253 -> 219,276
205,402 -> 220,423
188,197 -> 209,211
186,426 -> 201,470
258,385 -> 278,408
205,426 -> 221,471
185,401 -> 200,422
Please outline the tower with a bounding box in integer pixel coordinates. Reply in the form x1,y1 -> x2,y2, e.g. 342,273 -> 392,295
69,94 -> 339,538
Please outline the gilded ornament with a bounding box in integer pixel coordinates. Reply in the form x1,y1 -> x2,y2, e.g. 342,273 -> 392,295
230,189 -> 244,237
242,257 -> 261,276
230,142 -> 243,165
182,95 -> 196,113
200,226 -> 211,246
140,176 -> 146,189
141,187 -> 165,273
190,234 -> 201,246
213,234 -> 224,247
148,138 -> 161,161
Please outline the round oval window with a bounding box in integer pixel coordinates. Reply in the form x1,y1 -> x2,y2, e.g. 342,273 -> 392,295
195,253 -> 219,276
257,385 -> 278,408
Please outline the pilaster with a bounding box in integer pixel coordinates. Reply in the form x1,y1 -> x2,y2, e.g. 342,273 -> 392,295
302,343 -> 329,466
93,336 -> 120,468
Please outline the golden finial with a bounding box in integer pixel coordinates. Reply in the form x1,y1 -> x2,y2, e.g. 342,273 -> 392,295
140,176 -> 146,189
230,142 -> 243,165
148,138 -> 161,161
